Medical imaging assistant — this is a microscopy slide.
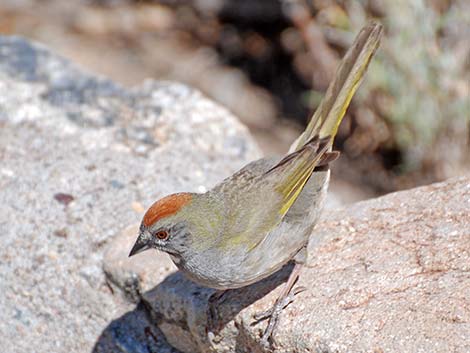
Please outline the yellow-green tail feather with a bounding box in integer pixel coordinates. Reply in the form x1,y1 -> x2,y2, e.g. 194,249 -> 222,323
292,21 -> 383,151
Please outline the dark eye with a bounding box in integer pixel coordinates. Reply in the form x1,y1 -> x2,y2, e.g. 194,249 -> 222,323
155,230 -> 169,240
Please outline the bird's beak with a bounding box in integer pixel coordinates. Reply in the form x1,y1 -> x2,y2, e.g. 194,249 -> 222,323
129,235 -> 150,257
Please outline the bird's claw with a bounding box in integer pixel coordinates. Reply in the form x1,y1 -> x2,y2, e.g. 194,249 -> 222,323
253,286 -> 306,322
253,285 -> 307,346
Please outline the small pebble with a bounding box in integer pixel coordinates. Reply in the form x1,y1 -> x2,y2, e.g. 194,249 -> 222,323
53,193 -> 75,206
53,229 -> 68,238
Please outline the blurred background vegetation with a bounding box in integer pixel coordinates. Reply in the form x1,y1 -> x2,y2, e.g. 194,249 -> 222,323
1,0 -> 468,202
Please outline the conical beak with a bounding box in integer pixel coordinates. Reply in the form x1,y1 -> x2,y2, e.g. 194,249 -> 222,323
129,236 -> 150,257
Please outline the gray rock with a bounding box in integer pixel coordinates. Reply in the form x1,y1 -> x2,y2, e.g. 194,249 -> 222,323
0,35 -> 260,353
112,177 -> 470,352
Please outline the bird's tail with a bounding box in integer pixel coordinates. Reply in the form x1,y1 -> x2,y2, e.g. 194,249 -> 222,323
291,21 -> 383,152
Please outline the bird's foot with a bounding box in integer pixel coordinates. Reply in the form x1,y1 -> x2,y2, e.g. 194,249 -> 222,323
206,290 -> 228,334
253,285 -> 307,347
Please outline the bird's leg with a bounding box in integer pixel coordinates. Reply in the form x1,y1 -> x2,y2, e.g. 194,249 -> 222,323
255,262 -> 305,346
253,285 -> 306,322
207,289 -> 229,333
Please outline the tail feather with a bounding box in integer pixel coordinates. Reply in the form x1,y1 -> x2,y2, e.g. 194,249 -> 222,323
265,22 -> 383,220
291,21 -> 383,152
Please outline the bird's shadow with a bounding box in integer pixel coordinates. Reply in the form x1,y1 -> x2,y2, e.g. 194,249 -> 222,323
92,302 -> 180,353
208,262 -> 294,331
93,262 -> 294,352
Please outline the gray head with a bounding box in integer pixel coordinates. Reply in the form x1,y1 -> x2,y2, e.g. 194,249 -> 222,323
128,193 -> 194,258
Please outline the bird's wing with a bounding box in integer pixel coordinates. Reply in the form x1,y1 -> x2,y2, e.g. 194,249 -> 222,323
212,137 -> 335,251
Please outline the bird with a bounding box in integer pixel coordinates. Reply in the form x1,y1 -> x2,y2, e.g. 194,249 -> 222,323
129,22 -> 383,345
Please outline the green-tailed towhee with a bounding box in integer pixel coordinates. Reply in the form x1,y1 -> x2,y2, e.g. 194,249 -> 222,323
129,22 -> 383,344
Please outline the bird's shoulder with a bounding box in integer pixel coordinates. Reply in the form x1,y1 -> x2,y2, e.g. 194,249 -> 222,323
207,157 -> 287,251
212,157 -> 278,195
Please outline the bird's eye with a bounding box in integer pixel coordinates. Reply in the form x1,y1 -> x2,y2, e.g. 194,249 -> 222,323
155,230 -> 169,240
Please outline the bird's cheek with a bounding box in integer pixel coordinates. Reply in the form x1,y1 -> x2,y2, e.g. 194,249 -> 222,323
154,240 -> 165,249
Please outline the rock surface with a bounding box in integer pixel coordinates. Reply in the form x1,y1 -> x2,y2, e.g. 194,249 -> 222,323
0,36 -> 260,353
109,177 -> 470,352
2,34 -> 469,353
